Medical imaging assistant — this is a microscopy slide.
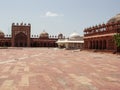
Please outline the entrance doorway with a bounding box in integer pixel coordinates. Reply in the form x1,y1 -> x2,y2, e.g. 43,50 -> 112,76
15,32 -> 27,47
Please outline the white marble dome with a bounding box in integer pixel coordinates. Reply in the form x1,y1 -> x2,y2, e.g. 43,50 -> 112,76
69,32 -> 80,40
108,13 -> 120,23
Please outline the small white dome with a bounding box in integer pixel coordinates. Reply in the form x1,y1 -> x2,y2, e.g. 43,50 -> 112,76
69,32 -> 80,40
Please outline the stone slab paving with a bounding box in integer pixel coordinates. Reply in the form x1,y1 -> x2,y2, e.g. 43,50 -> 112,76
0,48 -> 120,90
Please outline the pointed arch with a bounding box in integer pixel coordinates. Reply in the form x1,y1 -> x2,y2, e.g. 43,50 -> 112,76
15,32 -> 27,47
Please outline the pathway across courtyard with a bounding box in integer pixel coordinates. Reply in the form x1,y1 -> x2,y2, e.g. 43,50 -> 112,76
0,48 -> 120,90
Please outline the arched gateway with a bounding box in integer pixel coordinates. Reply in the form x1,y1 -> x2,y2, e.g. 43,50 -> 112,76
15,32 -> 27,47
11,23 -> 31,47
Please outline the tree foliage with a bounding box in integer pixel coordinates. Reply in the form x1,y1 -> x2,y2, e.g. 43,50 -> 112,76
114,33 -> 120,47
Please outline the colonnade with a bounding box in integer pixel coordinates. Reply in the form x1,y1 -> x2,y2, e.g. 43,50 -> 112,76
88,40 -> 107,50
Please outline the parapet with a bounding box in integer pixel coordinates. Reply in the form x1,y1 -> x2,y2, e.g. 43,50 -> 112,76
12,23 -> 31,26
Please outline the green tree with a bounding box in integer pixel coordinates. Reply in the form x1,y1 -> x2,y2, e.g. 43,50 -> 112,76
114,33 -> 120,52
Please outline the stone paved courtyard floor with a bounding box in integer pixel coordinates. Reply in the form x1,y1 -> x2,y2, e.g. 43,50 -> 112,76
0,48 -> 120,90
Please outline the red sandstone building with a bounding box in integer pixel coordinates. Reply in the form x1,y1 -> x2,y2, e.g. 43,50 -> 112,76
0,23 -> 63,47
84,14 -> 120,52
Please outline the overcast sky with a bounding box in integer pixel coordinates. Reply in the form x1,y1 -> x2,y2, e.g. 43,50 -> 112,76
0,0 -> 120,37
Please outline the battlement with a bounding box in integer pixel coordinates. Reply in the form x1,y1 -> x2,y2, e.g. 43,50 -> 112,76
84,21 -> 120,36
12,23 -> 31,26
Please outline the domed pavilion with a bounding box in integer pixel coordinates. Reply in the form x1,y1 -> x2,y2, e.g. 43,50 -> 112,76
56,32 -> 84,49
39,30 -> 49,39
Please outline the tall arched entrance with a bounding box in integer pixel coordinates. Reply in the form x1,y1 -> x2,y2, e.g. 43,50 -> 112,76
15,32 -> 27,47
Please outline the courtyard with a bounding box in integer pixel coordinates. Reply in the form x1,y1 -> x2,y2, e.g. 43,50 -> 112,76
0,48 -> 120,90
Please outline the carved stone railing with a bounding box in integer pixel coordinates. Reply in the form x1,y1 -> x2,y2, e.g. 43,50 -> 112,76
84,21 -> 120,36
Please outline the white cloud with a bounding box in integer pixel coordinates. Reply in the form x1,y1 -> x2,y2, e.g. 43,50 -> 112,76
46,11 -> 58,17
41,11 -> 64,17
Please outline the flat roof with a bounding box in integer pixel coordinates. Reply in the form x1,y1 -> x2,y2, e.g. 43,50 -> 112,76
56,40 -> 84,43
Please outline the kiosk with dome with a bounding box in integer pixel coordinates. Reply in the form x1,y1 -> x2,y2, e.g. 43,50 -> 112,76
56,32 -> 84,49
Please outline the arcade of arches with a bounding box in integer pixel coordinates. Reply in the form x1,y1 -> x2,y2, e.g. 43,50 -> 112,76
84,36 -> 115,51
15,32 -> 27,47
84,13 -> 120,52
89,40 -> 107,50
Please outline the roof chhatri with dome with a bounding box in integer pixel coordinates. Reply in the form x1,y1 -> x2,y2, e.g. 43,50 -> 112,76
39,30 -> 49,38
